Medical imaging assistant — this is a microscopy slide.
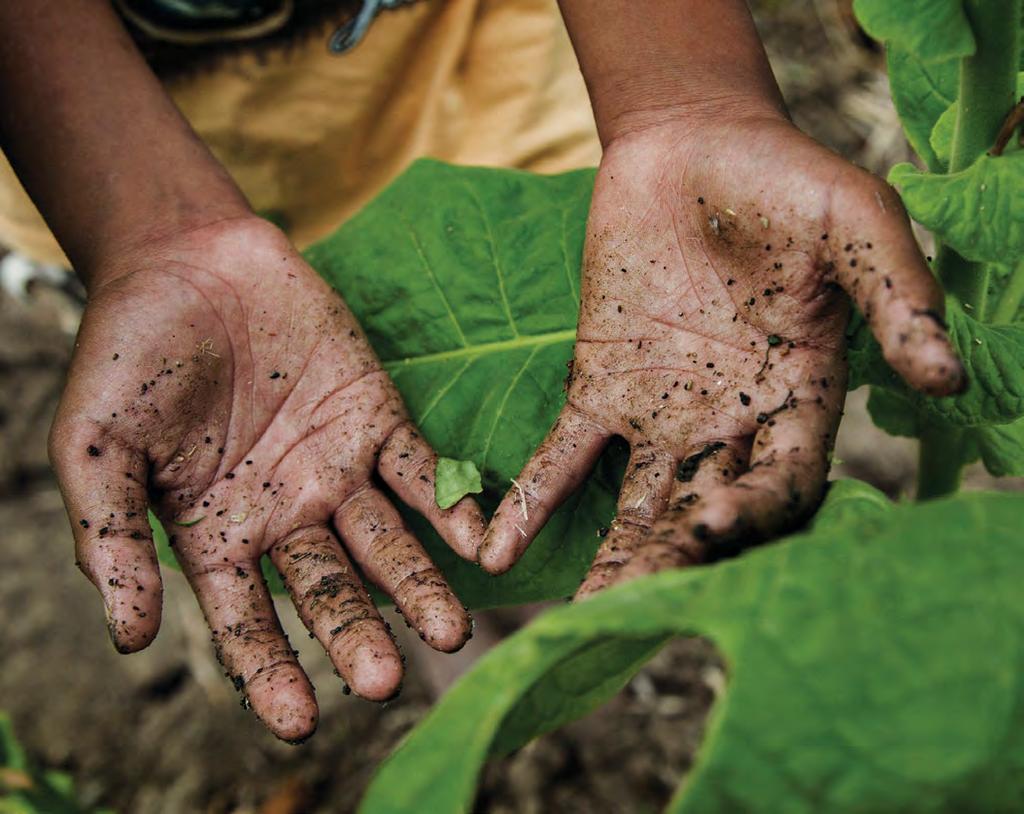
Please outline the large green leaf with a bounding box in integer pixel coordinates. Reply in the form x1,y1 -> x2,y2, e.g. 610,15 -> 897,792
854,0 -> 975,63
889,152 -> 1024,265
848,299 -> 1024,427
887,46 -> 959,170
306,160 -> 622,608
153,160 -> 620,608
360,488 -> 1024,814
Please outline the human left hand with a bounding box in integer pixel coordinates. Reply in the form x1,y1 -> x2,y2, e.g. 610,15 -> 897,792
478,115 -> 962,596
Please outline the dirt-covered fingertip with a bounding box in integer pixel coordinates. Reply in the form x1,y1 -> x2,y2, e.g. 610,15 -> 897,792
883,315 -> 967,397
98,567 -> 163,654
106,610 -> 161,654
441,497 -> 489,562
476,533 -> 518,576
909,350 -> 967,398
418,601 -> 473,653
258,683 -> 320,743
347,642 -> 404,702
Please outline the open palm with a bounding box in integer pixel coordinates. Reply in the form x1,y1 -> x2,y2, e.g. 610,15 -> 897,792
480,118 -> 963,595
50,219 -> 485,740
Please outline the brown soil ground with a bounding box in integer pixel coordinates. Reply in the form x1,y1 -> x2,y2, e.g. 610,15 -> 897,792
2,3 -> 1020,812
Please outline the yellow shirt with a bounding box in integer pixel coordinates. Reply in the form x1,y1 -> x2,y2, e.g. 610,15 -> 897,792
0,0 -> 600,266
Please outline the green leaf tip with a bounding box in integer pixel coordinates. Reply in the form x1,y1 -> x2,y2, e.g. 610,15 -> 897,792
434,457 -> 483,509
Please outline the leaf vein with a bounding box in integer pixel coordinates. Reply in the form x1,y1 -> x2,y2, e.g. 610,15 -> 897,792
462,180 -> 519,338
382,329 -> 575,370
397,210 -> 470,348
480,345 -> 543,473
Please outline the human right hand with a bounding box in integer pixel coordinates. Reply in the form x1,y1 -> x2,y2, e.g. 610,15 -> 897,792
49,218 -> 485,741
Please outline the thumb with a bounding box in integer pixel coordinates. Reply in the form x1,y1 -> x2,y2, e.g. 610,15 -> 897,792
49,416 -> 162,653
826,172 -> 965,397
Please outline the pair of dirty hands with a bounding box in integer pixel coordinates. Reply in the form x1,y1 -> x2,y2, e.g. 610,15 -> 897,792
51,118 -> 962,741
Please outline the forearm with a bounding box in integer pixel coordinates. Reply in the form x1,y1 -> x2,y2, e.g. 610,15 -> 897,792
0,0 -> 250,286
557,0 -> 787,145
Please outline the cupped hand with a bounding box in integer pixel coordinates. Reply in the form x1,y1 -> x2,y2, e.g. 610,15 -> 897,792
49,218 -> 485,741
479,115 -> 963,596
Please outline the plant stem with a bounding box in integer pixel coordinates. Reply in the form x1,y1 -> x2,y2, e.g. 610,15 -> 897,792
934,0 -> 1021,317
992,261 -> 1024,324
917,0 -> 1020,499
917,424 -> 966,499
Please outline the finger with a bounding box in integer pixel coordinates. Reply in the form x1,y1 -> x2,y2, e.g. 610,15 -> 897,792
182,555 -> 318,743
574,445 -> 675,600
48,425 -> 162,653
377,422 -> 486,561
621,391 -> 838,580
269,525 -> 403,702
478,404 -> 610,575
668,438 -> 751,497
333,486 -> 471,653
827,175 -> 964,396
573,440 -> 749,597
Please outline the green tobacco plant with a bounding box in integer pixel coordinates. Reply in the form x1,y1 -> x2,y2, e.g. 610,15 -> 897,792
851,0 -> 1024,497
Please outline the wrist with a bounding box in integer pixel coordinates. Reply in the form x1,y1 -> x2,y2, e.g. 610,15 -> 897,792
597,88 -> 789,150
558,0 -> 789,148
82,190 -> 254,294
83,211 -> 293,301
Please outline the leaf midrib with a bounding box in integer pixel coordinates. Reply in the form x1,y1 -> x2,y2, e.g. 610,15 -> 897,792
382,329 -> 576,370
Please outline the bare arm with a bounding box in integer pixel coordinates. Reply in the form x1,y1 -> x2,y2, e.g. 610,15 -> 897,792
0,0 -> 248,283
556,0 -> 787,145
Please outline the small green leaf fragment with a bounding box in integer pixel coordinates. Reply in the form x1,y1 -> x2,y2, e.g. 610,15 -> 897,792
767,334 -> 781,346
173,516 -> 205,527
435,457 -> 483,509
